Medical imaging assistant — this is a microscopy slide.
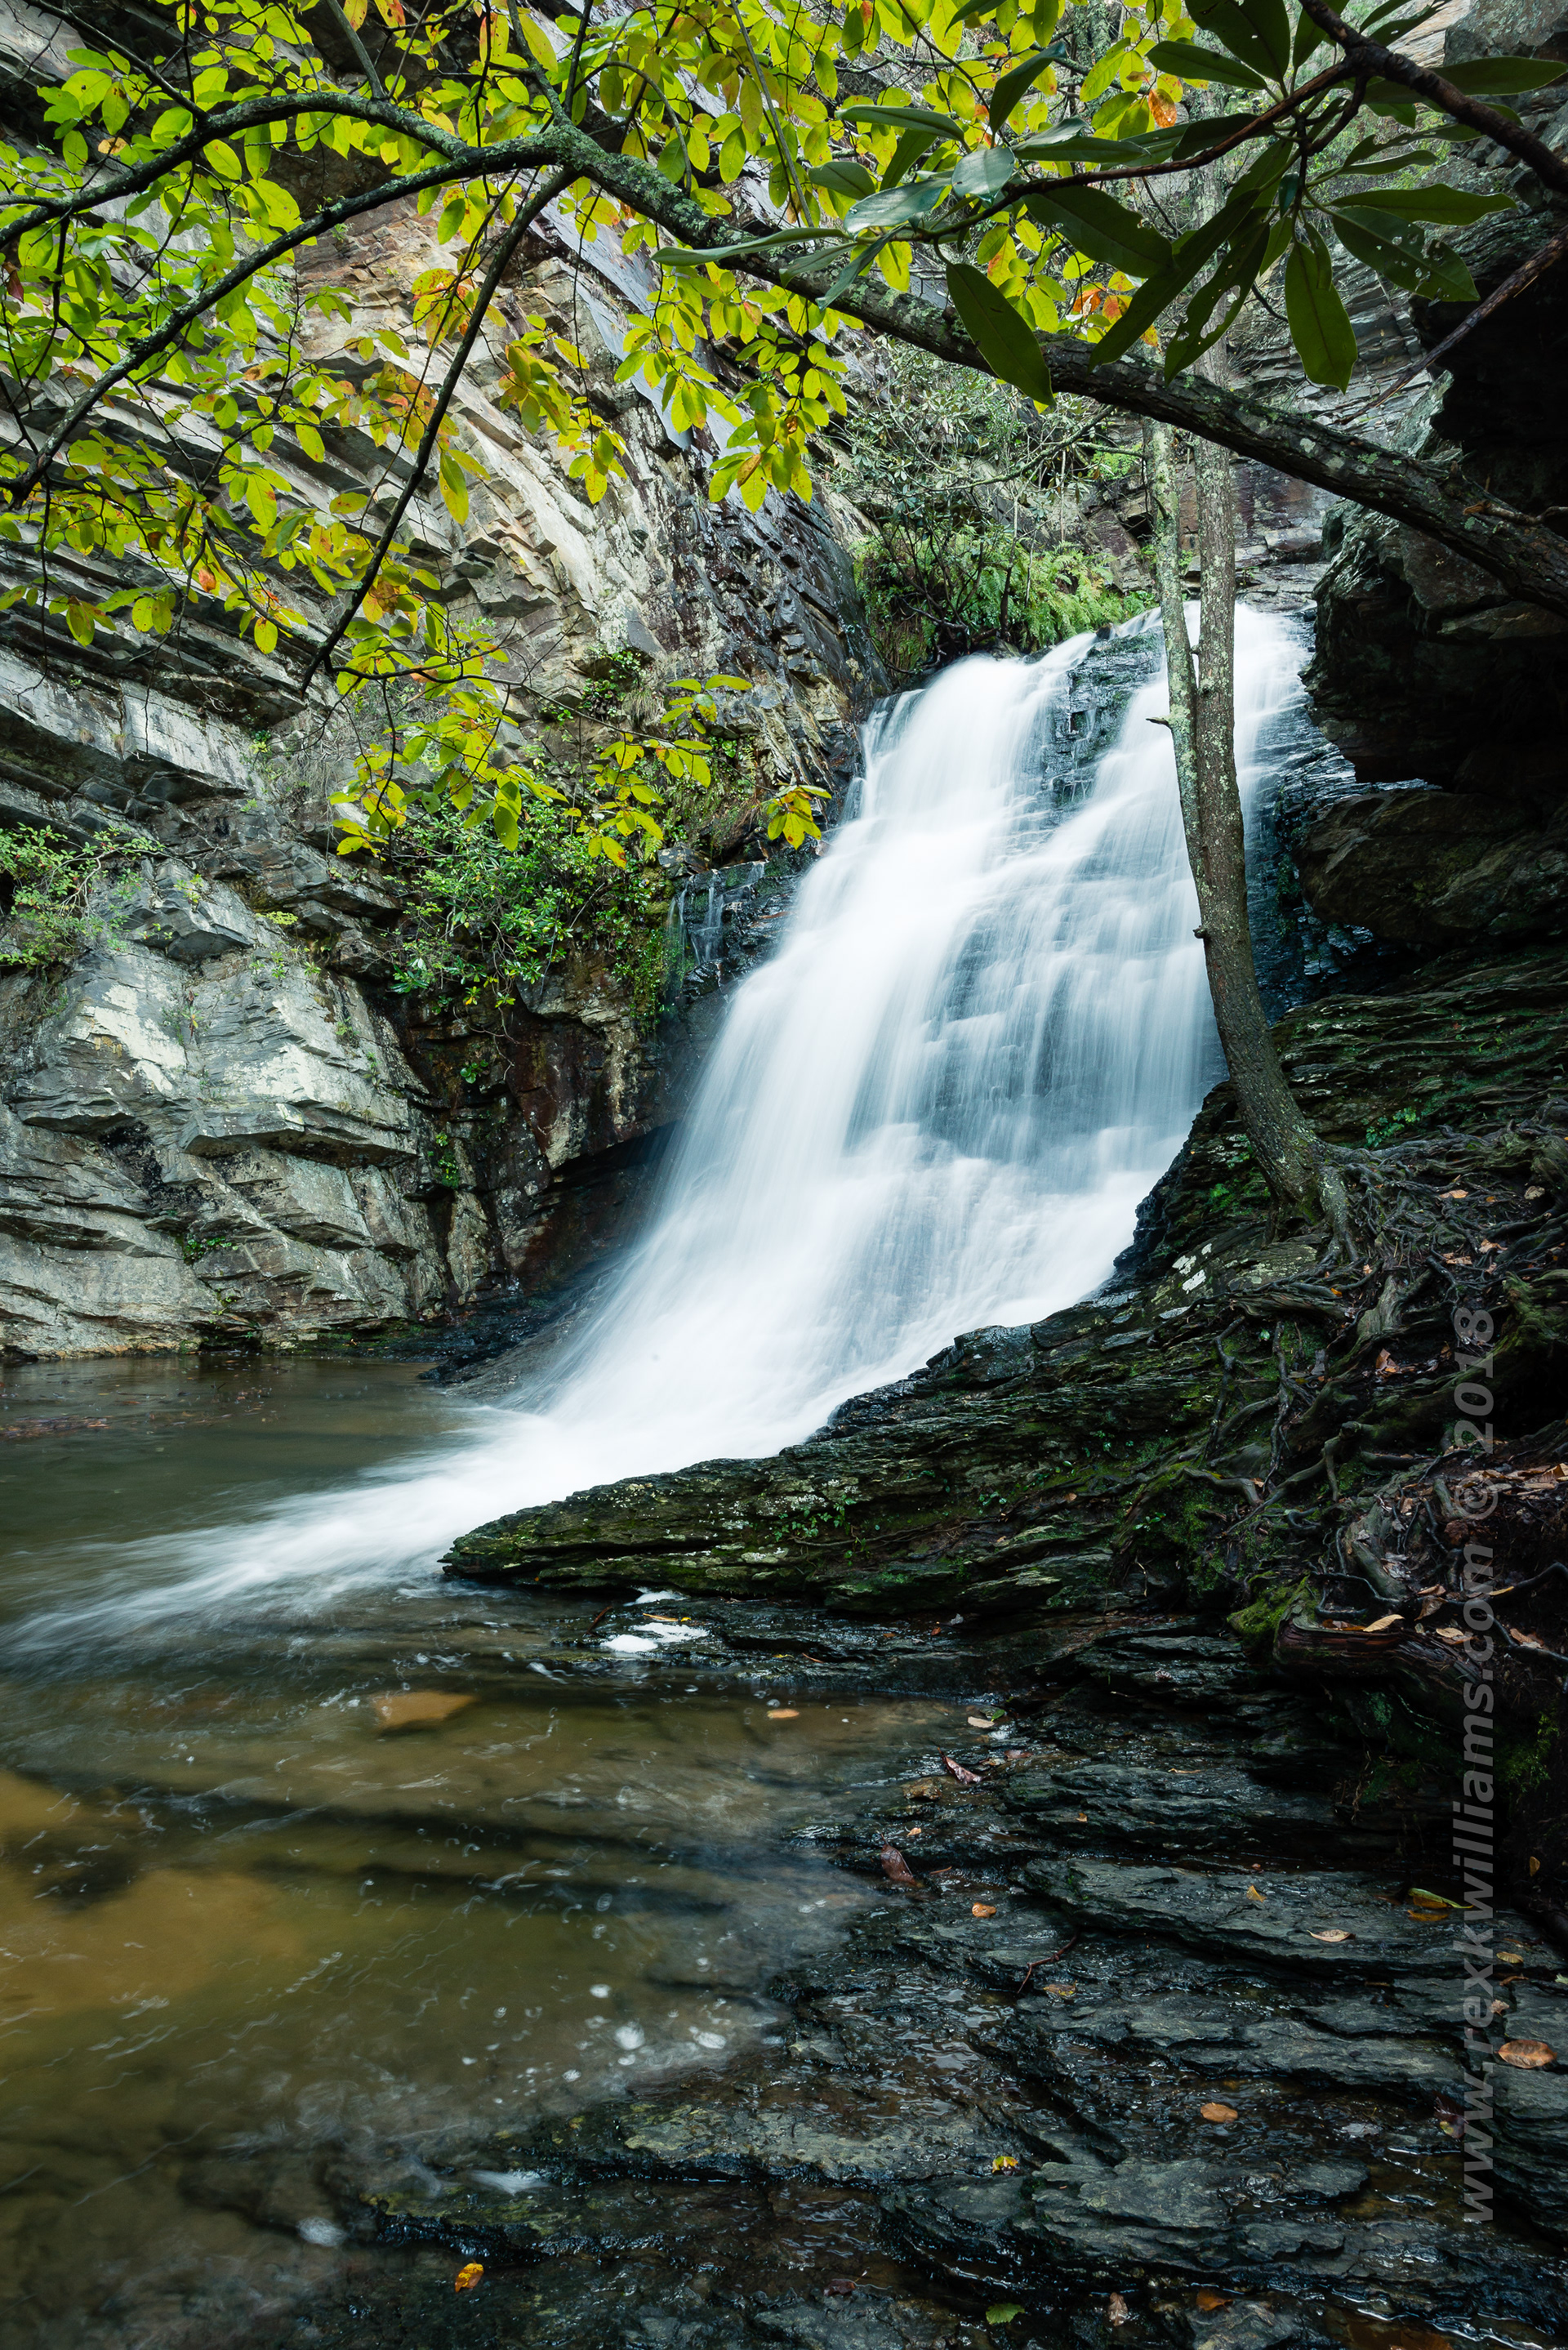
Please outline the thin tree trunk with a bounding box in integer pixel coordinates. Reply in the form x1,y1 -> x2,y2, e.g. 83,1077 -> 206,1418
1145,417 -> 1344,1229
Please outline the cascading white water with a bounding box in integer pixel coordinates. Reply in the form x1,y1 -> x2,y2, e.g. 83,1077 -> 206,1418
20,606 -> 1307,1632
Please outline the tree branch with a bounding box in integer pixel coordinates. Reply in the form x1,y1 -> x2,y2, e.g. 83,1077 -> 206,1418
1294,0 -> 1568,198
300,165 -> 572,691
1356,217 -> 1568,409
2,156 -> 484,504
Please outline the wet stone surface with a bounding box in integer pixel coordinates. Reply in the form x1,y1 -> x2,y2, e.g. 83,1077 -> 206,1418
225,1611 -> 1566,2350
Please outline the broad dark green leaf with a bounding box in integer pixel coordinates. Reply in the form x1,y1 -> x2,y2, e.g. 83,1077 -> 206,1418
658,227 -> 846,267
1018,124 -> 1178,163
844,174 -> 949,230
1438,53 -> 1565,93
1023,182 -> 1172,272
1350,183 -> 1513,222
990,45 -> 1067,126
1146,38 -> 1267,87
1284,236 -> 1358,389
1330,204 -> 1478,299
947,260 -> 1054,401
1292,5 -> 1327,66
1088,183 -> 1262,365
1187,0 -> 1285,78
842,101 -> 964,132
1173,109 -> 1267,157
884,123 -> 944,186
952,146 -> 1017,198
810,158 -> 877,198
1163,218 -> 1267,374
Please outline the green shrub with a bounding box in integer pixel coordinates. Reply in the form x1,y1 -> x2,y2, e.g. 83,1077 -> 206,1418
387,800 -> 673,1022
0,827 -> 131,970
857,521 -> 1152,681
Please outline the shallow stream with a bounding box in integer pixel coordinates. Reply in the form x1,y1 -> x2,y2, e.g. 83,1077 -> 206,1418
0,1358 -> 988,2344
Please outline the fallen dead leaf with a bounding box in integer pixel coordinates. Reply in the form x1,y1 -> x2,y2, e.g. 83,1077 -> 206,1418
968,1715 -> 998,1729
880,1842 -> 920,1888
1441,1188 -> 1469,1200
371,1691 -> 476,1732
1309,1929 -> 1352,1943
992,2152 -> 1018,2172
1077,1811 -> 1089,1822
1498,1951 -> 1525,1964
942,1752 -> 982,1785
973,1902 -> 998,1918
1435,1627 -> 1468,1644
1196,2292 -> 1231,2312
1530,1855 -> 1542,1875
454,2262 -> 483,2293
1045,1981 -> 1076,1998
1108,2293 -> 1133,2325
1526,1185 -> 1546,1199
1245,1884 -> 1266,1902
1200,2102 -> 1239,2123
767,1709 -> 800,1719
1498,2040 -> 1556,2069
1511,1631 -> 1550,1652
1364,1614 -> 1405,1634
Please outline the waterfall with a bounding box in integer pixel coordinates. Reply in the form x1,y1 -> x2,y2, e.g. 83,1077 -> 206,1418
19,608 -> 1307,1628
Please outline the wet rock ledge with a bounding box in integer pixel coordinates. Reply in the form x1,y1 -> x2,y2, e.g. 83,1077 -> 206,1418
247,1608 -> 1566,2350
245,932 -> 1558,2346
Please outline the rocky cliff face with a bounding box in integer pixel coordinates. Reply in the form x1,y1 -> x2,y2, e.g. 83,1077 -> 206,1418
0,0 -> 880,1357
1298,0 -> 1568,950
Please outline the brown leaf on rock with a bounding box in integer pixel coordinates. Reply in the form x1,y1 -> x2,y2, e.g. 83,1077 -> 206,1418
1196,2293 -> 1231,2312
880,1842 -> 920,1888
973,1902 -> 998,1917
1499,2040 -> 1556,2068
1200,2101 -> 1239,2123
371,1691 -> 476,1732
1045,1981 -> 1076,1998
1107,2293 -> 1132,2325
454,2262 -> 483,2293
1245,1884 -> 1266,1902
767,1708 -> 800,1719
942,1753 -> 982,1784
1308,1929 -> 1352,1942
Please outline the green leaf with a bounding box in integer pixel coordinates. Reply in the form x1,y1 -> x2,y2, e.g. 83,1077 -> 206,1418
947,261 -> 1054,401
845,175 -> 949,230
842,102 -> 964,132
1023,182 -> 1172,274
1328,205 -> 1477,299
1187,0 -> 1285,78
986,2311 -> 1024,2330
1092,181 -> 1263,365
658,226 -> 846,266
1439,54 -> 1566,93
990,44 -> 1067,127
951,146 -> 1017,198
1146,38 -> 1267,86
810,157 -> 877,198
884,123 -> 945,185
1348,183 -> 1514,223
1284,235 -> 1358,390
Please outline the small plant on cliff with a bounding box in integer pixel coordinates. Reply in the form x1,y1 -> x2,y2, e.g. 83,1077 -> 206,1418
858,521 -> 1148,679
0,827 -> 132,971
388,798 -> 670,1020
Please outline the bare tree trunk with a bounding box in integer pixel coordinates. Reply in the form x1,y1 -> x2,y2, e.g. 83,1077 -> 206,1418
1145,417 -> 1346,1232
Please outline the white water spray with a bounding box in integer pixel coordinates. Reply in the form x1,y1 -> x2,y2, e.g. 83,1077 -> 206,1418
22,608 -> 1307,1634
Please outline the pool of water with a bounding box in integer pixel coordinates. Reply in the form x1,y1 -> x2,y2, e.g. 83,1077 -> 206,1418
0,1359 -> 949,2348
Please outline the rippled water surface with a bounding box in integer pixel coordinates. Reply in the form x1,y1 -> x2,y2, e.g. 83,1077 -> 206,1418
0,1360 -> 958,2347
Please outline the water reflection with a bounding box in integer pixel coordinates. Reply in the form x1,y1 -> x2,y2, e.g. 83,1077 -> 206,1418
0,1361 -> 942,2347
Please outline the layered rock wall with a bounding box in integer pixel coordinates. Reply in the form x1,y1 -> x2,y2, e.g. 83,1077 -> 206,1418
0,0 -> 880,1357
